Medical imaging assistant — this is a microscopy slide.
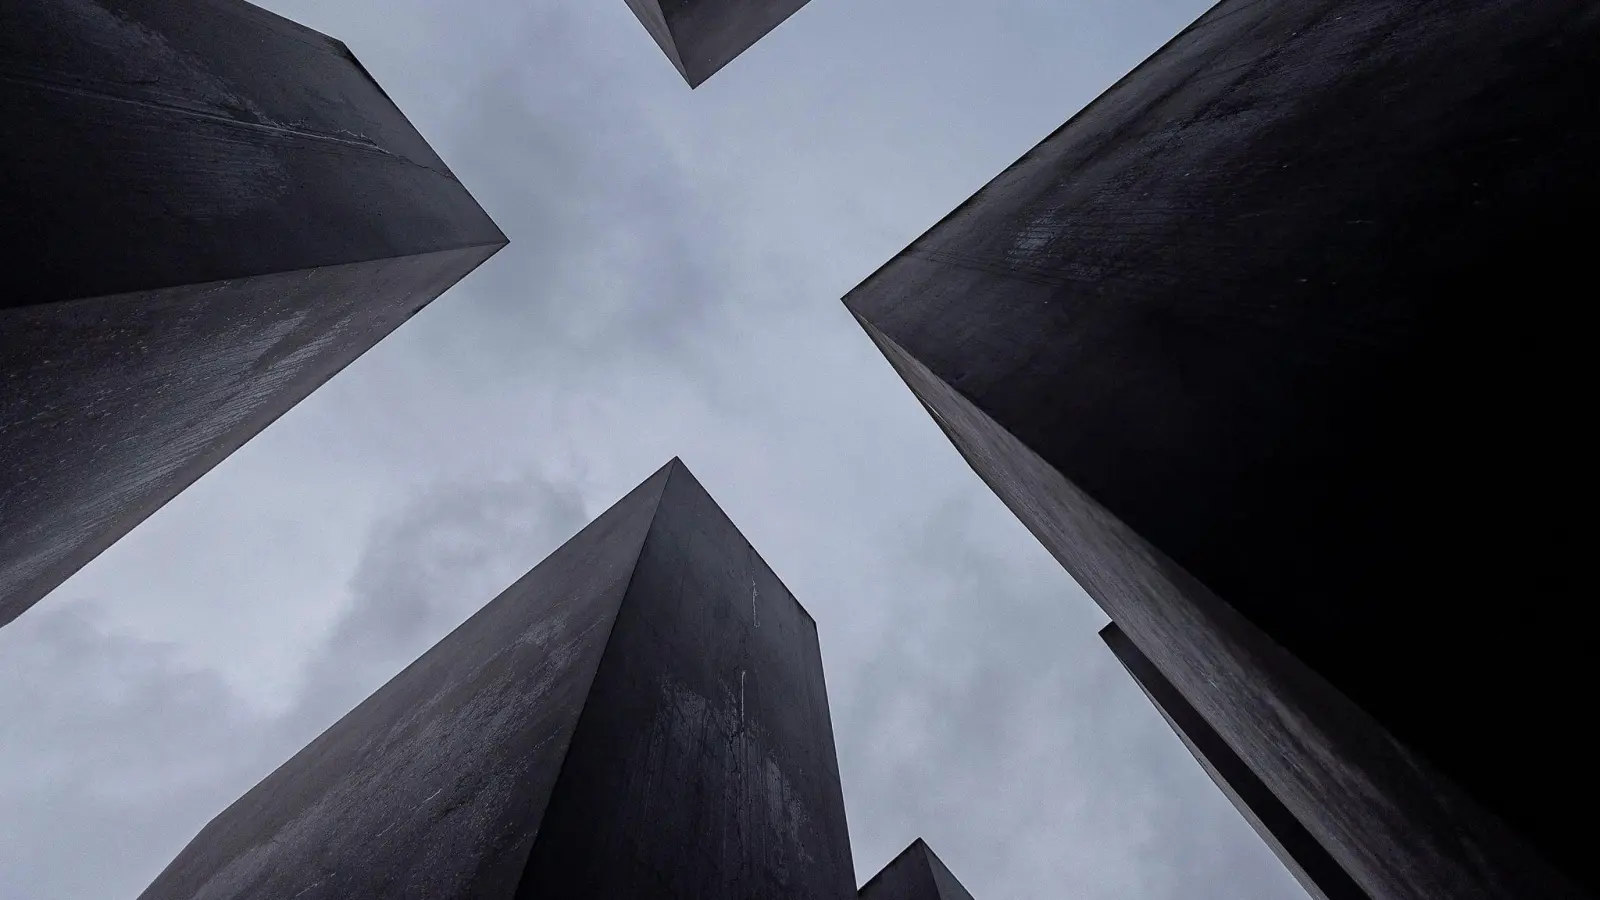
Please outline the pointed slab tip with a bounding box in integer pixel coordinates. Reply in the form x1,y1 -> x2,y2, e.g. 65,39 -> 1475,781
646,455 -> 818,625
136,453 -> 852,900
621,0 -> 817,88
860,838 -> 978,900
0,0 -> 506,631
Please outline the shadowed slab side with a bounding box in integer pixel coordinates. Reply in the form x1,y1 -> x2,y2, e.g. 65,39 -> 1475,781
1102,623 -> 1369,900
859,839 -> 977,900
138,459 -> 857,900
843,0 -> 1597,897
0,0 -> 506,627
515,461 -> 855,898
622,0 -> 815,87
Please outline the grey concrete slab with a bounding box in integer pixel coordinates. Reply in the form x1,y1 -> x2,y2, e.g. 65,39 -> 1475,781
623,0 -> 814,87
0,0 -> 506,627
859,839 -> 977,900
843,1 -> 1597,897
1102,623 -> 1368,900
136,459 -> 857,900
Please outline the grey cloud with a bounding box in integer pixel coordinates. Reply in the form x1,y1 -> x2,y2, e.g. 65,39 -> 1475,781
833,494 -> 1305,899
405,7 -> 743,393
290,472 -> 590,729
0,606 -> 279,900
0,470 -> 588,900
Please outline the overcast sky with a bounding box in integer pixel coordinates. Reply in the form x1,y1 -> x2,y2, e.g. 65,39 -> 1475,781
0,1 -> 1310,898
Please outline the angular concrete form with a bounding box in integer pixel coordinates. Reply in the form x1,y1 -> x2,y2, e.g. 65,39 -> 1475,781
1102,624 -> 1368,900
0,0 -> 506,628
843,2 -> 1596,898
136,459 -> 856,900
623,0 -> 814,87
859,839 -> 977,900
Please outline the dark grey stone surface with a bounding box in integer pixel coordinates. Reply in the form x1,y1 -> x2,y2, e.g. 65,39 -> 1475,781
0,0 -> 506,627
516,459 -> 855,898
623,0 -> 814,87
137,459 -> 857,900
1102,623 -> 1367,900
859,839 -> 976,900
844,1 -> 1596,898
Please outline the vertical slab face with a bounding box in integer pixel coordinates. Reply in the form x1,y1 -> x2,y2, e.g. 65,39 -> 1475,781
0,0 -> 504,305
623,0 -> 814,87
516,464 -> 856,898
854,318 -> 1580,900
845,0 -> 1596,896
860,840 -> 976,900
923,843 -> 976,900
0,249 -> 497,627
1102,625 -> 1368,900
860,843 -> 940,900
0,0 -> 506,627
136,467 -> 672,900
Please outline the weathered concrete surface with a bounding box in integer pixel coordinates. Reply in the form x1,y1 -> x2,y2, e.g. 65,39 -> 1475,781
515,460 -> 855,898
138,459 -> 857,900
623,0 -> 814,87
135,465 -> 667,900
844,1 -> 1597,898
859,839 -> 976,900
1102,623 -> 1368,900
0,0 -> 506,628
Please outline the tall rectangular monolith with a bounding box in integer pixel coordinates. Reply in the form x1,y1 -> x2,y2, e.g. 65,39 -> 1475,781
0,0 -> 506,628
136,459 -> 856,900
1101,624 -> 1368,900
859,839 -> 977,900
623,0 -> 814,87
843,1 -> 1596,898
